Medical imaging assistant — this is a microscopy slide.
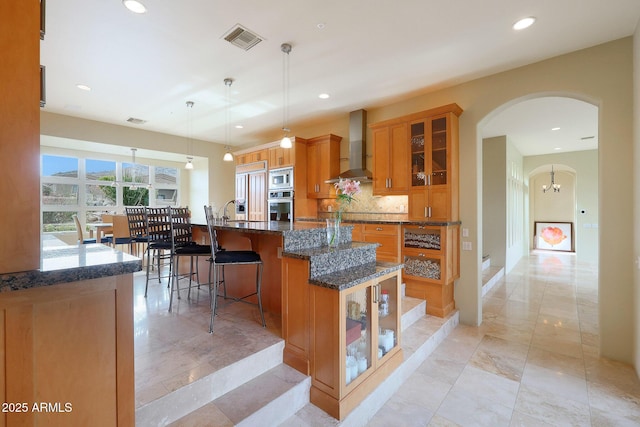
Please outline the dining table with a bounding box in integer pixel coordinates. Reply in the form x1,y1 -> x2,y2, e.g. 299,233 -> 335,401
89,222 -> 113,243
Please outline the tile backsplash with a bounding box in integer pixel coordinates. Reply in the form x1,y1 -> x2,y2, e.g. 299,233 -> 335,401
318,184 -> 409,220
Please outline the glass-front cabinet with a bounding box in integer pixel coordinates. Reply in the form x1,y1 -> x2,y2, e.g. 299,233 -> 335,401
309,268 -> 403,420
344,273 -> 399,387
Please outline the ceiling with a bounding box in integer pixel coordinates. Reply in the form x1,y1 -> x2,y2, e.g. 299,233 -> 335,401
41,0 -> 639,156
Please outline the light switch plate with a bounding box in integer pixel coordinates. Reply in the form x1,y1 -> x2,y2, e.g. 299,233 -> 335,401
462,241 -> 472,251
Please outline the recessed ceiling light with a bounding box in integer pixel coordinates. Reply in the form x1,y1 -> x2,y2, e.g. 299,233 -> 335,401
316,22 -> 326,30
551,127 -> 560,131
513,16 -> 536,30
235,124 -> 244,129
554,147 -> 562,150
76,84 -> 91,91
122,0 -> 147,14
318,93 -> 330,99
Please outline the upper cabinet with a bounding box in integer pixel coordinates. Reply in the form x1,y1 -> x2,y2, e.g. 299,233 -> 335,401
236,149 -> 268,166
268,146 -> 293,169
369,104 -> 462,222
306,134 -> 341,199
408,110 -> 460,222
372,122 -> 409,195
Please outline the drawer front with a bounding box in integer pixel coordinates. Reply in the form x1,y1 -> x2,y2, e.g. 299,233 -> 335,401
364,234 -> 399,262
363,223 -> 399,236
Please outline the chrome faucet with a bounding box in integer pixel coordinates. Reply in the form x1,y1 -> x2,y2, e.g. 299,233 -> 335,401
222,199 -> 235,223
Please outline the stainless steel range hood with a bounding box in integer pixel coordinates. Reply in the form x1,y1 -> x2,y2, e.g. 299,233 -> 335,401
326,109 -> 373,183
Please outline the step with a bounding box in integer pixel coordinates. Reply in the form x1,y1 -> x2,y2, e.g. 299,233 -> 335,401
280,309 -> 459,426
481,265 -> 504,296
169,364 -> 310,426
149,295 -> 444,426
135,340 -> 285,426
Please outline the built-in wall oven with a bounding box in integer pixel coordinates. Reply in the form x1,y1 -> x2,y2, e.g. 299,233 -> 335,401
268,190 -> 293,222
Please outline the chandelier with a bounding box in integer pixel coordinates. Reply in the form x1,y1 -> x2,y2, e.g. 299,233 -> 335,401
542,165 -> 560,193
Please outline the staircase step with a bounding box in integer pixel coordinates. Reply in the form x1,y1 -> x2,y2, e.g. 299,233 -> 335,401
280,310 -> 459,426
170,364 -> 310,427
135,340 -> 285,427
143,296 -> 451,426
401,295 -> 426,331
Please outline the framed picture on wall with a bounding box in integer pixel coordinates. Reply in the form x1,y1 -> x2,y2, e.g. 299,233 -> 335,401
534,221 -> 573,252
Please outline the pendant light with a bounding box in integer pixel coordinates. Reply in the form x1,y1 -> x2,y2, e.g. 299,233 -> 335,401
542,165 -> 561,193
185,101 -> 195,170
280,43 -> 292,149
223,78 -> 234,162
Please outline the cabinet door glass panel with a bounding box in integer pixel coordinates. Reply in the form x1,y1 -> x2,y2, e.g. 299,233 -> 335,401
404,227 -> 441,251
431,117 -> 447,185
345,286 -> 371,386
404,254 -> 441,281
410,122 -> 426,187
377,277 -> 398,359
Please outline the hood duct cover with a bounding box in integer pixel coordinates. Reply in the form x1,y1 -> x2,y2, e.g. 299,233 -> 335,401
326,109 -> 373,183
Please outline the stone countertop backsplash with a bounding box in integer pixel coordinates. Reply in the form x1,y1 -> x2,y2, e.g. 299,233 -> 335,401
0,244 -> 142,292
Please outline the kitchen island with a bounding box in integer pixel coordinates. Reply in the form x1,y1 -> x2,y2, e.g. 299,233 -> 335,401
194,220 -> 404,420
0,243 -> 141,426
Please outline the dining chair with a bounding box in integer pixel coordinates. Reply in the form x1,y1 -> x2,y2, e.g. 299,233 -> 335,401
104,214 -> 136,251
143,206 -> 174,297
168,207 -> 211,312
125,206 -> 149,257
73,214 -> 108,245
204,205 -> 265,333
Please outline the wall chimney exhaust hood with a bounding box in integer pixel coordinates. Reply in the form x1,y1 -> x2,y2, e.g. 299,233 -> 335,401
326,109 -> 373,183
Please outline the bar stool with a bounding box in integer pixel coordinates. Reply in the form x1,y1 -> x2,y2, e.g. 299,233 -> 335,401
204,205 -> 265,333
168,207 -> 211,312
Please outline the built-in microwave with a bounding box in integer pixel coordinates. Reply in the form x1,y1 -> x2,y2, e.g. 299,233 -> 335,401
269,167 -> 293,190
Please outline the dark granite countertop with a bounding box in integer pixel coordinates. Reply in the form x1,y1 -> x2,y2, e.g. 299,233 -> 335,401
309,261 -> 404,291
192,220 -> 327,236
297,216 -> 461,226
0,244 -> 142,292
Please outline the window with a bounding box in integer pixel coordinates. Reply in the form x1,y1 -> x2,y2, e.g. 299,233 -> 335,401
41,153 -> 181,232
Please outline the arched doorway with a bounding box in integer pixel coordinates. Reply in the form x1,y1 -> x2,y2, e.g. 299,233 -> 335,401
478,94 -> 599,295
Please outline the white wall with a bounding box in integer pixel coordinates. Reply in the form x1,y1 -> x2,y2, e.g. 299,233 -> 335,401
482,136 -> 507,268
505,139 -> 524,273
632,20 -> 640,375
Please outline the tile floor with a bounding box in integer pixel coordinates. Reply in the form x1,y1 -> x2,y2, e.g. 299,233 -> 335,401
134,269 -> 283,410
134,251 -> 640,426
368,251 -> 640,426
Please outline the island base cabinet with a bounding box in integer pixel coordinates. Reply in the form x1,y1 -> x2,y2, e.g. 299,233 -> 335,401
308,271 -> 403,420
0,275 -> 134,426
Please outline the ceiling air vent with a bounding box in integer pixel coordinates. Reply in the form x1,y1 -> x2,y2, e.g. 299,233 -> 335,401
126,117 -> 147,125
223,24 -> 263,51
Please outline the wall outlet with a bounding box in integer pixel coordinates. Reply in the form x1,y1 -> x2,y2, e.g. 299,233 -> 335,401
399,205 -> 405,212
328,205 -> 332,212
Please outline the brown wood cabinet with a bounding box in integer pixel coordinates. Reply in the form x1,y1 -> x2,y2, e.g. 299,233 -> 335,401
236,162 -> 267,222
369,104 -> 462,222
306,134 -> 341,199
268,145 -> 293,169
372,123 -> 410,195
0,0 -> 41,274
282,257 -> 403,420
236,149 -> 268,166
408,109 -> 461,222
0,275 -> 134,426
351,223 -> 401,263
402,224 -> 460,317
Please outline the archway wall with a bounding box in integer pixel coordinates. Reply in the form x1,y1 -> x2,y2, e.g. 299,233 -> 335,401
525,155 -> 598,262
362,37 -> 634,362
